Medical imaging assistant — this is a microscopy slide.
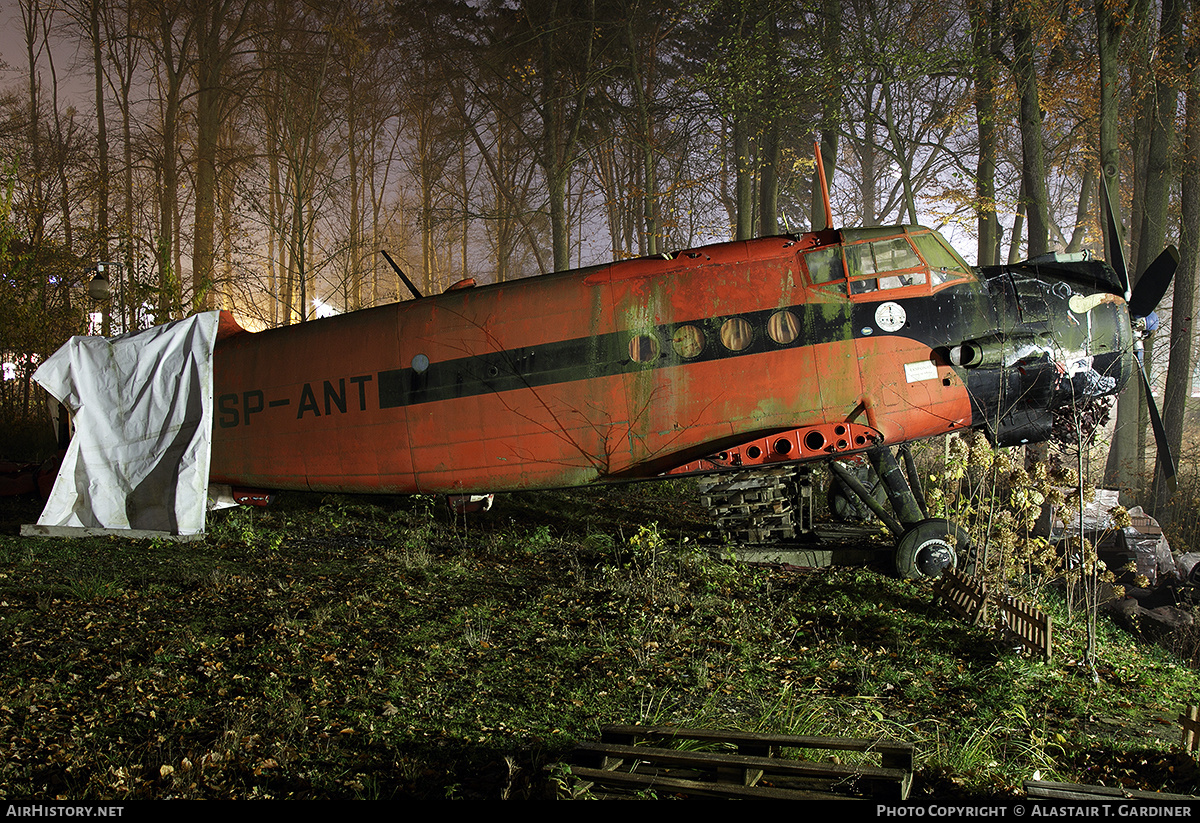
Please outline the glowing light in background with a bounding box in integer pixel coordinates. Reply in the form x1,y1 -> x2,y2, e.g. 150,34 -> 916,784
311,297 -> 339,319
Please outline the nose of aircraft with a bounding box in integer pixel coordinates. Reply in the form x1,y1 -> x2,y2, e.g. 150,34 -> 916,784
1073,292 -> 1135,399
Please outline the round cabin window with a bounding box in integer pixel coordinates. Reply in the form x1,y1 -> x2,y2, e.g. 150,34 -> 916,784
768,310 -> 800,345
629,334 -> 660,363
672,325 -> 705,358
720,317 -> 753,351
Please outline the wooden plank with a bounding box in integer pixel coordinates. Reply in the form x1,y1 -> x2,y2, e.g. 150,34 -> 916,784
932,577 -> 1053,662
574,741 -> 910,784
567,766 -> 857,800
1180,705 -> 1200,754
599,723 -> 914,768
566,725 -> 914,800
20,524 -> 205,542
996,595 -> 1052,662
932,570 -> 988,626
1025,779 -> 1198,802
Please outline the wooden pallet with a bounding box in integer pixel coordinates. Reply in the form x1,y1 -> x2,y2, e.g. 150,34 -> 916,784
557,724 -> 913,800
698,468 -> 812,543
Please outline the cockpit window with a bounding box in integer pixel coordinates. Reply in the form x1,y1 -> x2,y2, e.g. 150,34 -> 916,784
803,246 -> 843,284
805,228 -> 974,296
846,237 -> 922,276
910,231 -> 973,285
849,272 -> 925,294
844,237 -> 926,294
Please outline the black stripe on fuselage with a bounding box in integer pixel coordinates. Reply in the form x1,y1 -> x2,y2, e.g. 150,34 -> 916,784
376,288 -> 981,409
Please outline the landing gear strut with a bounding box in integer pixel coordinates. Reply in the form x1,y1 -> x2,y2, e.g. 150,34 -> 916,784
831,445 -> 969,580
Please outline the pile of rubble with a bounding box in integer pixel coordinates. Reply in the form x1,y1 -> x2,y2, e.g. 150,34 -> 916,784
1041,490 -> 1197,645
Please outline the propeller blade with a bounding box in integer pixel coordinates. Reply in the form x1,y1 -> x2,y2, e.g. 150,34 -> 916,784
1136,350 -> 1177,495
1128,245 -> 1179,318
1101,175 -> 1131,299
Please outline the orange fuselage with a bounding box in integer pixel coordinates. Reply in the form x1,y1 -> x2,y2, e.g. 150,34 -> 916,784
210,230 -> 978,494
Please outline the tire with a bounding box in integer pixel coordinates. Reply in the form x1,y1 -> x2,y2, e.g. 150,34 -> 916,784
895,518 -> 968,580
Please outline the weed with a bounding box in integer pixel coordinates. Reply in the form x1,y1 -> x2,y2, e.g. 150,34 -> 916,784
548,763 -> 595,799
485,524 -> 559,557
626,521 -> 665,563
67,573 -> 121,601
528,524 -> 556,551
581,532 -> 616,556
462,615 -> 494,648
217,506 -> 258,545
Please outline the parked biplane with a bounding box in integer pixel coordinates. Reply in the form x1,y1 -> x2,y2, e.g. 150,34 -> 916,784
205,150 -> 1177,579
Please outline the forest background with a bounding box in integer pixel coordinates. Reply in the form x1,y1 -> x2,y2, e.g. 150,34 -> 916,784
0,0 -> 1198,525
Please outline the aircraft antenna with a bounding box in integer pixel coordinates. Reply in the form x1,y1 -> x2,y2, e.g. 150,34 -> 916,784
814,140 -> 834,231
379,249 -> 424,300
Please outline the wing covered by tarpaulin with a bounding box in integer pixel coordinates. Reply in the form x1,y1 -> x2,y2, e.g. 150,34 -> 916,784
32,311 -> 221,536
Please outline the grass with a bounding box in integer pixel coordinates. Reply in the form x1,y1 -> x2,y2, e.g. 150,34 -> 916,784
2,481 -> 1200,799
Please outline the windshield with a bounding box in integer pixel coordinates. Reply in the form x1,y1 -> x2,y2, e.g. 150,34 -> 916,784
803,226 -> 975,296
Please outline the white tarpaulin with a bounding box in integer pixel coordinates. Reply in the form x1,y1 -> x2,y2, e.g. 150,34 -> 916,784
32,312 -> 220,536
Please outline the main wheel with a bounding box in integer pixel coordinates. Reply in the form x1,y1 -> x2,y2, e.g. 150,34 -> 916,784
894,519 -> 968,580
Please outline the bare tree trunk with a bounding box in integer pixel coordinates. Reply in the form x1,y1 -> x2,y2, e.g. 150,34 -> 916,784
21,0 -> 45,250
1065,167 -> 1094,253
1107,0 -> 1180,503
1008,178 -> 1026,263
1154,30 -> 1199,522
46,16 -> 73,259
971,0 -> 999,265
1011,2 -> 1050,259
530,0 -> 598,270
880,79 -> 918,225
733,114 -> 754,240
90,0 -> 108,264
811,0 -> 840,231
759,119 -> 780,236
348,101 -> 362,311
193,0 -> 254,313
101,0 -> 140,332
859,103 -> 878,226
